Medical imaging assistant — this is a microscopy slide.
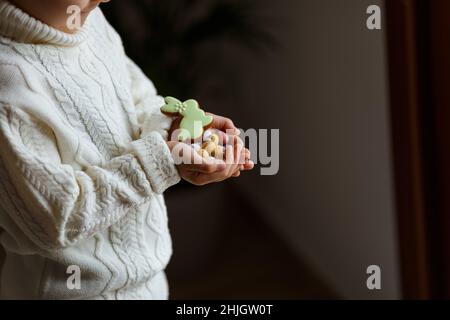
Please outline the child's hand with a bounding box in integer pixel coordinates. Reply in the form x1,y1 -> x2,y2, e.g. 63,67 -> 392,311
207,113 -> 240,136
204,113 -> 254,174
167,137 -> 254,186
167,112 -> 254,185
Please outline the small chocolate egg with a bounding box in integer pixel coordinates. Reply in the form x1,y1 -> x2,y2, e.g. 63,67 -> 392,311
202,141 -> 216,155
209,134 -> 220,145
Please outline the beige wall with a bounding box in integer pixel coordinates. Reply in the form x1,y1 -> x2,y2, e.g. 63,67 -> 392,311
215,0 -> 400,299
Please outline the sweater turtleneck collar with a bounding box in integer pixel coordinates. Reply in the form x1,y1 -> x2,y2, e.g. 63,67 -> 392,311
0,1 -> 93,46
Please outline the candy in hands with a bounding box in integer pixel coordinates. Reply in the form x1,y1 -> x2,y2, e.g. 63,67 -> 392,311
202,141 -> 216,155
161,97 -> 213,141
197,132 -> 224,160
209,134 -> 220,145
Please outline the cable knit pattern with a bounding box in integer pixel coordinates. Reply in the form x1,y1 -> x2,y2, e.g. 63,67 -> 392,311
0,1 -> 180,300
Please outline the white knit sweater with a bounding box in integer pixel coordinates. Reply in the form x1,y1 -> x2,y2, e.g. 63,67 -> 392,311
0,1 -> 181,299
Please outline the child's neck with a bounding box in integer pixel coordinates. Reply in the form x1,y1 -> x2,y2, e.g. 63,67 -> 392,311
9,0 -> 87,34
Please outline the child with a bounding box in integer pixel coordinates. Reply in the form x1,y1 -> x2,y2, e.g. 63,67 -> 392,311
0,0 -> 253,299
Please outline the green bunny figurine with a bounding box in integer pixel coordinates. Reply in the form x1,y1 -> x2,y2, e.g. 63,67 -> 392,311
161,97 -> 214,141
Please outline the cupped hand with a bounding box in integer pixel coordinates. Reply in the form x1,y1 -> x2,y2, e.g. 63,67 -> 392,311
167,136 -> 254,186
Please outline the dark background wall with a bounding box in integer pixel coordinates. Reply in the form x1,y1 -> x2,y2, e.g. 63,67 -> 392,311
228,0 -> 399,299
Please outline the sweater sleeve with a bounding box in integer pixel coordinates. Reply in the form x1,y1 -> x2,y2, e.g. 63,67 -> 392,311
0,104 -> 180,251
126,57 -> 173,141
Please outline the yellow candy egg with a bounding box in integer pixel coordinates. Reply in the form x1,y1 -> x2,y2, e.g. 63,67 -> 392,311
209,134 -> 220,145
202,141 -> 216,155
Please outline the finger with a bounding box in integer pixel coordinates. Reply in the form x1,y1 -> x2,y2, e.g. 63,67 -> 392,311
193,161 -> 242,185
185,154 -> 227,173
184,171 -> 212,186
238,147 -> 250,165
196,150 -> 244,184
221,145 -> 237,178
238,146 -> 254,171
211,129 -> 228,145
171,142 -> 226,172
222,145 -> 232,178
208,114 -> 240,135
243,160 -> 255,171
233,137 -> 247,165
236,135 -> 245,146
227,140 -> 243,177
186,162 -> 226,174
194,168 -> 231,185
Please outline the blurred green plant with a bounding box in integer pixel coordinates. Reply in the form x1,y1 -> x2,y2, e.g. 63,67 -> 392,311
102,0 -> 277,98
